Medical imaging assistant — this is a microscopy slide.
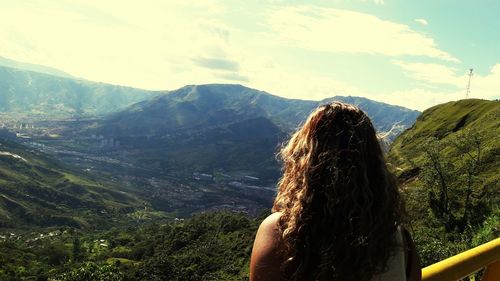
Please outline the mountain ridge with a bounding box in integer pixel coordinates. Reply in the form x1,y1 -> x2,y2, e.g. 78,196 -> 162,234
98,84 -> 420,136
76,84 -> 421,183
0,56 -> 73,78
0,65 -> 158,117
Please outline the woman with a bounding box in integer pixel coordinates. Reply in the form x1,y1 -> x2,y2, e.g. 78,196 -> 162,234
250,102 -> 421,281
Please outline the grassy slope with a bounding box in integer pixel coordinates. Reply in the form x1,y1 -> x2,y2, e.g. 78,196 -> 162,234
389,99 -> 499,185
388,99 -> 499,264
0,139 -> 143,229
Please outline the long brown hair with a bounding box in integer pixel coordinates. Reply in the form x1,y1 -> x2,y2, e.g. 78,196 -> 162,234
272,102 -> 404,281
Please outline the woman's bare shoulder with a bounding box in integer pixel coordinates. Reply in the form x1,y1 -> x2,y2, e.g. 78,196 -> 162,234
250,212 -> 285,281
260,212 -> 282,233
253,212 -> 283,253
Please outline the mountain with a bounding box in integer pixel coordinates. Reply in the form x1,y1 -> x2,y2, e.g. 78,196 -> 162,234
97,84 -> 315,136
85,84 -> 419,181
97,84 -> 419,137
111,116 -> 286,181
0,56 -> 73,78
0,138 -> 142,229
0,65 -> 156,117
0,77 -> 421,221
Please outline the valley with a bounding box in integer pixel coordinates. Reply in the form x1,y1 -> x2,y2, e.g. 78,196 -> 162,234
0,71 -> 421,226
0,62 -> 497,281
9,122 -> 276,218
1,1 -> 499,279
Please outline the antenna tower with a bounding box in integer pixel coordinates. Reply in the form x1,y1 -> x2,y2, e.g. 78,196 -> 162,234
466,68 -> 473,99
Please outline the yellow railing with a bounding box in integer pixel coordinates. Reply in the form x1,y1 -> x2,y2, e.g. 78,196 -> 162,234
422,237 -> 500,281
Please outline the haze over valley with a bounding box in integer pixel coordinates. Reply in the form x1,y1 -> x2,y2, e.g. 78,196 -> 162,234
0,61 -> 422,226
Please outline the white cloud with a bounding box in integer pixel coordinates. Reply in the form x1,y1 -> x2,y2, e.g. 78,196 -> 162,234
414,18 -> 428,25
267,6 -> 458,62
0,0 -> 235,90
393,60 -> 500,100
393,60 -> 463,86
240,57 -> 364,101
470,64 -> 500,100
1,1 -> 495,112
390,62 -> 500,109
0,1 -> 372,98
375,88 -> 464,111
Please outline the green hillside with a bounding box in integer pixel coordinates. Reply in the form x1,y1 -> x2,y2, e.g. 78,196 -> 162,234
388,99 -> 499,265
0,211 -> 260,280
390,99 -> 499,184
0,138 -> 142,229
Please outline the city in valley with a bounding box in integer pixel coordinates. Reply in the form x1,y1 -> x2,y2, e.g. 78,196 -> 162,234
1,115 -> 276,217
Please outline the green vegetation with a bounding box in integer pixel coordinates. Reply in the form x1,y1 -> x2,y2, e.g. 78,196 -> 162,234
0,211 -> 260,281
389,99 -> 499,266
0,138 -> 144,229
0,98 -> 497,280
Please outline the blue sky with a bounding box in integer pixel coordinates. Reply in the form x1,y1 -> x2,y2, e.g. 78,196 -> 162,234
0,0 -> 499,110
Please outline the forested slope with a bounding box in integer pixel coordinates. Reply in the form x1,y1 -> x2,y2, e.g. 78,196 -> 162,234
389,99 -> 499,265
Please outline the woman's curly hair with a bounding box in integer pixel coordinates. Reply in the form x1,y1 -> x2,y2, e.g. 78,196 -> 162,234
272,102 -> 404,281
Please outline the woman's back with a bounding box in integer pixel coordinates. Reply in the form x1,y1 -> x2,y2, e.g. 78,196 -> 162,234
250,212 -> 420,281
249,102 -> 421,281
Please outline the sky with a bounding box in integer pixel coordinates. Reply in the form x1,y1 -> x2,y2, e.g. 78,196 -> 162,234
0,0 -> 499,110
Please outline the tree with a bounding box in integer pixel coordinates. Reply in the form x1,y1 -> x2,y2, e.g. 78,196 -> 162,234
422,130 -> 489,233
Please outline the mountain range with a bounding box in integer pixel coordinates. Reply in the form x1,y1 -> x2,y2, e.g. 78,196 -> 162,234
0,59 -> 424,227
0,59 -> 420,179
0,56 -> 73,78
97,84 -> 419,137
0,65 -> 156,117
81,84 -> 420,181
0,59 -> 419,128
